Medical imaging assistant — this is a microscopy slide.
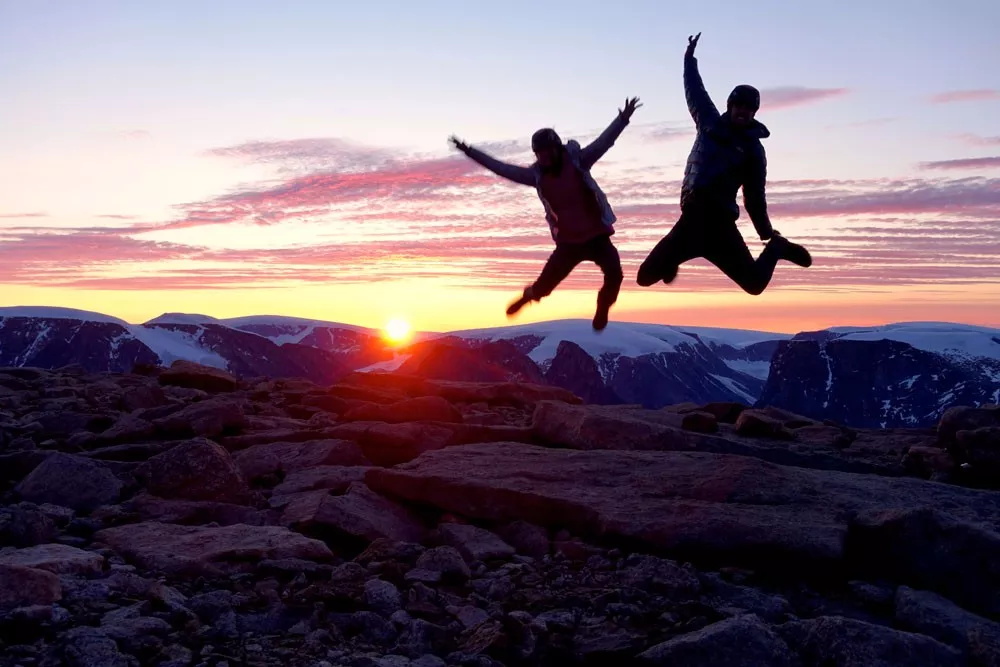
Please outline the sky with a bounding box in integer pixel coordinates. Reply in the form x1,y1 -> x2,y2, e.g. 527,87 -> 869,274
1,0 -> 999,334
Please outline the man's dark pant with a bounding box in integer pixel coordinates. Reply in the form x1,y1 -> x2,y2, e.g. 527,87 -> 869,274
637,202 -> 781,295
531,235 -> 623,306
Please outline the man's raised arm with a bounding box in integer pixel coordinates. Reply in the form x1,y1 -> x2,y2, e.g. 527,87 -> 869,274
449,136 -> 535,186
684,33 -> 720,130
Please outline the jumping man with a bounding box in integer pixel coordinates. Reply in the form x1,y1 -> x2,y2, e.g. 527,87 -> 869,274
450,96 -> 641,330
637,33 -> 811,295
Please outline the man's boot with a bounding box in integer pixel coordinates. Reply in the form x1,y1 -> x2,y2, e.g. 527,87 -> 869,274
768,231 -> 812,268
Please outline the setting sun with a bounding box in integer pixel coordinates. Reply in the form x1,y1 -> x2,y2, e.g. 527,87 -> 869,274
384,318 -> 412,345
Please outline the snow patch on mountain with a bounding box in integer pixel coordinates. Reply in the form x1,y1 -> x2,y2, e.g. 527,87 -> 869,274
826,322 -> 1000,361
449,319 -> 696,363
720,359 -> 772,381
144,313 -> 221,326
129,325 -> 228,369
359,355 -> 411,373
0,306 -> 128,326
222,315 -> 376,335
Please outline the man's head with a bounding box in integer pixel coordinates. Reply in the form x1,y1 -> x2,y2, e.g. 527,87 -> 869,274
531,128 -> 563,170
727,84 -> 760,127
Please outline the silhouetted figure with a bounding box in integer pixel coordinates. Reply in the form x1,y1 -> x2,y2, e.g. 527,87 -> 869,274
637,33 -> 811,294
450,97 -> 641,331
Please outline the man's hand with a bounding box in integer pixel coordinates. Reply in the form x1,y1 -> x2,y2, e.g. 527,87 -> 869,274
618,97 -> 643,121
685,32 -> 701,59
449,135 -> 470,153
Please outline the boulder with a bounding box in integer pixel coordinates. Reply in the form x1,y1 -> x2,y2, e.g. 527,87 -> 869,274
735,410 -> 795,440
698,402 -> 749,424
329,421 -> 458,467
639,614 -> 797,666
120,382 -> 169,411
60,626 -> 132,667
152,398 -> 248,438
616,554 -> 701,599
232,438 -> 369,481
901,445 -> 955,478
342,396 -> 463,424
847,507 -> 1000,616
0,564 -> 61,610
93,521 -> 333,576
895,586 -> 1000,653
938,405 -> 1000,443
431,380 -> 583,406
271,465 -> 373,496
0,543 -> 104,575
410,546 -> 470,584
130,494 -> 271,526
16,453 -> 123,512
436,523 -> 516,562
776,615 -> 962,667
158,360 -> 239,393
0,502 -> 58,546
680,411 -> 719,433
367,443 -> 1000,577
953,427 -> 1000,480
495,520 -> 550,558
134,437 -> 251,503
281,482 -> 426,544
96,414 -> 157,444
533,401 -> 901,474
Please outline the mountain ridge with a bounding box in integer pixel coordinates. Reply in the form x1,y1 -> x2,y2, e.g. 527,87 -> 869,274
0,306 -> 997,428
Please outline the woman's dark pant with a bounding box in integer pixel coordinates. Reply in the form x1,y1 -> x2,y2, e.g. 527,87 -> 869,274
531,235 -> 623,306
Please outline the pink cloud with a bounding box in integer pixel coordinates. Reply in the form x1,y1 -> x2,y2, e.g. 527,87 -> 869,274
929,89 -> 1000,104
760,87 -> 850,110
919,156 -> 1000,170
955,133 -> 1000,147
609,177 -> 1000,223
0,212 -> 48,219
7,130 -> 999,294
205,137 -> 395,174
641,122 -> 693,142
143,154 -> 507,232
0,231 -> 201,284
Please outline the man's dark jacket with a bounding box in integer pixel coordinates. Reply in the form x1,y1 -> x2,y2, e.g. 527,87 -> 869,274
681,54 -> 774,240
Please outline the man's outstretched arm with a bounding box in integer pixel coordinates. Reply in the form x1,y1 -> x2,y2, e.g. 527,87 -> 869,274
449,136 -> 535,186
743,148 -> 774,241
580,97 -> 642,170
684,33 -> 720,130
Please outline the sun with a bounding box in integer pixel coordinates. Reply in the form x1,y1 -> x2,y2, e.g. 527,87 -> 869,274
383,318 -> 412,345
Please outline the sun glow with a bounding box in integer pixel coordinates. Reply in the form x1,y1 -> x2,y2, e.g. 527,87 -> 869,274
384,317 -> 412,345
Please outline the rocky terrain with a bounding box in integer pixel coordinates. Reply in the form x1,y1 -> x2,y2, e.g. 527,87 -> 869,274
1,361 -> 999,666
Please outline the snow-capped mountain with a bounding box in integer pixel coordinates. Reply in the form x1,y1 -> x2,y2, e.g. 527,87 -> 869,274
0,307 -> 387,384
1,307 -> 997,428
436,319 -> 791,406
760,322 -> 1000,428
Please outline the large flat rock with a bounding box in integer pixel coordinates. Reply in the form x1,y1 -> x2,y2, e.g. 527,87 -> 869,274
366,442 -> 1000,576
0,544 -> 104,575
532,401 -> 910,475
93,521 -> 333,576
